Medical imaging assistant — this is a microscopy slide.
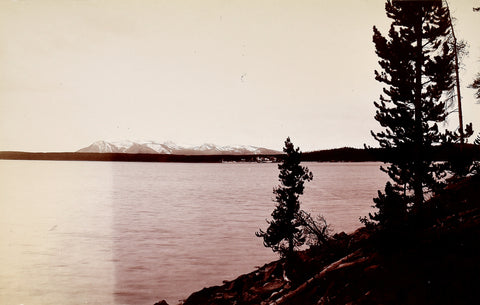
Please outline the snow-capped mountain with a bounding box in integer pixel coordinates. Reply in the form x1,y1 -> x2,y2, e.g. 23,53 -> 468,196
77,140 -> 280,155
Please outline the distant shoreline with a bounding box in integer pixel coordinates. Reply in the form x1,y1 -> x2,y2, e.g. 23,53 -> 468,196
0,151 -> 277,163
1,145 -> 479,163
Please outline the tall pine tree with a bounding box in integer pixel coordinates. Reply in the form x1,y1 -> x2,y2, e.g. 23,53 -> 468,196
256,137 -> 313,257
369,0 -> 458,226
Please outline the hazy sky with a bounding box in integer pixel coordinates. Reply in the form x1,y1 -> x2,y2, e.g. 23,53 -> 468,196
1,0 -> 479,152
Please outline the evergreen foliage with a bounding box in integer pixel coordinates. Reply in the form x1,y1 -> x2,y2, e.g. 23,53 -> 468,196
368,0 -> 468,227
256,137 -> 313,257
470,73 -> 480,102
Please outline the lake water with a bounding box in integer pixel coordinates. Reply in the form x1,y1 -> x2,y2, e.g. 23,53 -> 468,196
0,160 -> 386,305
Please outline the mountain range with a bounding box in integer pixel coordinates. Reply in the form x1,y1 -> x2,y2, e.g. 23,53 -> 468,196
77,140 -> 280,155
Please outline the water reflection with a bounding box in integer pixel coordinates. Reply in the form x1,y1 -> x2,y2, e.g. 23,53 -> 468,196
0,161 -> 385,305
112,163 -> 277,305
0,161 -> 115,305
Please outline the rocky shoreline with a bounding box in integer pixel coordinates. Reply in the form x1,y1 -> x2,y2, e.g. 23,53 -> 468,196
155,175 -> 480,305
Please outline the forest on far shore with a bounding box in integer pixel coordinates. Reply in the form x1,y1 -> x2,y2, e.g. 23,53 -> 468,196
0,143 -> 479,163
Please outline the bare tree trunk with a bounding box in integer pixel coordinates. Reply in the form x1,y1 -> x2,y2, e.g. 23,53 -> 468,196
445,0 -> 464,144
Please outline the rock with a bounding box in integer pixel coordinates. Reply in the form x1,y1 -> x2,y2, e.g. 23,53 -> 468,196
153,300 -> 169,305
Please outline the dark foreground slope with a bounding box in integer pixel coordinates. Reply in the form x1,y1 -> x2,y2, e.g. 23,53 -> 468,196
156,174 -> 480,305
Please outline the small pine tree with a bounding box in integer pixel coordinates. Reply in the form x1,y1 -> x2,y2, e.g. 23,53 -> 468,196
256,137 -> 313,257
365,182 -> 408,231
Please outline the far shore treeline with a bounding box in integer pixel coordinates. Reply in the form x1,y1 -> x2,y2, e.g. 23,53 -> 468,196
1,144 -> 479,163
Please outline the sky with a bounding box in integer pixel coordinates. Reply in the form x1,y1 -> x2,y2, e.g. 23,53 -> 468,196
0,0 -> 479,152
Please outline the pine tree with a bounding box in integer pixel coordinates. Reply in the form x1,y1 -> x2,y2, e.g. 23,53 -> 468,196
256,137 -> 313,257
369,0 -> 458,226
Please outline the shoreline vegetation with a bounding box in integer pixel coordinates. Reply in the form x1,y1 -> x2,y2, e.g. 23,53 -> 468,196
155,174 -> 480,305
0,144 -> 479,163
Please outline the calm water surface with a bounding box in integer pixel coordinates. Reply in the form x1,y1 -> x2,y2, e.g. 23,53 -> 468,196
0,160 -> 386,305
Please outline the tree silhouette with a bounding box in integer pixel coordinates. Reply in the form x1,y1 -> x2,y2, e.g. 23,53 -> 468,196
367,0 -> 468,227
469,6 -> 479,104
256,137 -> 313,257
470,73 -> 480,102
